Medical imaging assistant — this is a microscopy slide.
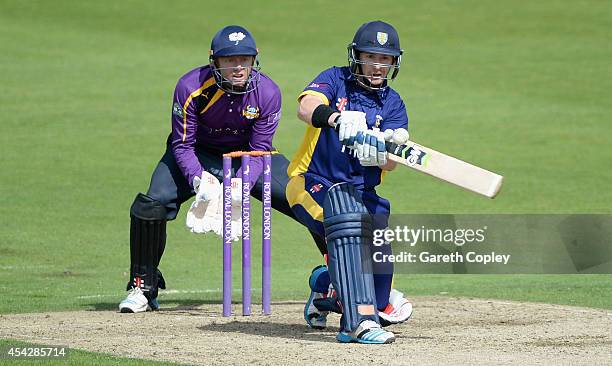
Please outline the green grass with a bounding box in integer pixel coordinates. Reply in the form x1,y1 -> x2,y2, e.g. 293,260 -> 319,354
0,0 -> 611,324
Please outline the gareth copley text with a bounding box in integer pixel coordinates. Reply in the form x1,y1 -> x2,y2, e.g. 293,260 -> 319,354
373,251 -> 511,265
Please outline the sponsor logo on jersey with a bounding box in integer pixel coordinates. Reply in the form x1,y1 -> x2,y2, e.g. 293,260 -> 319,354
242,105 -> 260,120
172,102 -> 184,118
309,184 -> 323,194
336,97 -> 348,111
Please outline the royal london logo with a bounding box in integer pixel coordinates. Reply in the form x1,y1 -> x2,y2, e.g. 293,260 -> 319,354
336,97 -> 348,111
242,105 -> 260,120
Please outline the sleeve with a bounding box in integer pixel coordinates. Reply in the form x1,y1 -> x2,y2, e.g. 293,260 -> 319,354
236,86 -> 282,187
382,97 -> 409,132
170,80 -> 203,188
297,67 -> 337,106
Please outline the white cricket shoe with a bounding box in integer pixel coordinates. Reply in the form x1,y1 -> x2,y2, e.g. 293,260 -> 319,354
119,287 -> 156,313
378,289 -> 413,326
336,320 -> 396,344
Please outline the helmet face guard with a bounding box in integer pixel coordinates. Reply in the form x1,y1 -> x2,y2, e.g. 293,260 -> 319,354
347,45 -> 401,92
210,55 -> 261,94
209,25 -> 260,94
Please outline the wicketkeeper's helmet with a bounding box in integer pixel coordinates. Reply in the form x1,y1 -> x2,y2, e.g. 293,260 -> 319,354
347,21 -> 403,91
209,25 -> 261,94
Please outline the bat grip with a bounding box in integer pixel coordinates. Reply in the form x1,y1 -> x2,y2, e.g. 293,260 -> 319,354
334,124 -> 403,154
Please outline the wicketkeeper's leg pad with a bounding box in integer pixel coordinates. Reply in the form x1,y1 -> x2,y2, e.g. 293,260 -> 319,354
323,183 -> 379,333
127,193 -> 168,299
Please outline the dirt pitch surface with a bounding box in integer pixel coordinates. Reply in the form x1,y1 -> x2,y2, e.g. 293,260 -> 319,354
1,297 -> 610,365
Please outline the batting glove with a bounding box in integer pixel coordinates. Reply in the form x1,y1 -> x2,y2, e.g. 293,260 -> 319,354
355,129 -> 387,167
193,171 -> 221,203
336,111 -> 368,147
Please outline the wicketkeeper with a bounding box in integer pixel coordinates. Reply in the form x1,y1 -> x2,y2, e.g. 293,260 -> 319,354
287,21 -> 413,343
119,25 -> 323,313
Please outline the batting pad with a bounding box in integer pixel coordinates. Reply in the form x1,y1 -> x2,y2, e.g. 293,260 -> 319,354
323,183 -> 379,332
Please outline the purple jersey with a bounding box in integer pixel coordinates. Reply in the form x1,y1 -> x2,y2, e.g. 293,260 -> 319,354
170,65 -> 282,187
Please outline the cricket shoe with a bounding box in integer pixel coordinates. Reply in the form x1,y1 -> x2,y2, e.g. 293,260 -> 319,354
378,289 -> 413,327
118,287 -> 159,313
336,320 -> 396,344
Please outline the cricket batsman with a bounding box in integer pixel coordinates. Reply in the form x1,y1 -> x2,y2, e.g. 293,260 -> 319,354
286,21 -> 413,343
119,25 -> 322,313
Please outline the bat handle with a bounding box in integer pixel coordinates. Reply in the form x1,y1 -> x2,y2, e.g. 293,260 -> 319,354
333,123 -> 404,154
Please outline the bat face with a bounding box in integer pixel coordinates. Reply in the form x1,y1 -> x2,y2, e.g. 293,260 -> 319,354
385,141 -> 503,199
332,123 -> 503,198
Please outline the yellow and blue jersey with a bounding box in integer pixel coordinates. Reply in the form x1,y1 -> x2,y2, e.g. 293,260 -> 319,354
286,66 -> 408,235
288,66 -> 408,191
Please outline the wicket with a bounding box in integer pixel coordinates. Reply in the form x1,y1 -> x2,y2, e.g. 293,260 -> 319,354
222,151 -> 272,316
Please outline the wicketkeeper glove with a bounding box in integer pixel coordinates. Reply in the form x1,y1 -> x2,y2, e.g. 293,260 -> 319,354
186,177 -> 244,240
193,171 -> 221,203
186,195 -> 222,235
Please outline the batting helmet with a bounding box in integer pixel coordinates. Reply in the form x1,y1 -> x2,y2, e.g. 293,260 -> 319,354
347,21 -> 403,91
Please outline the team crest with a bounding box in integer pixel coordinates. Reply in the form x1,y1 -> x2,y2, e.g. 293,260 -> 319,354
228,32 -> 246,45
336,97 -> 348,111
377,32 -> 388,45
375,114 -> 383,128
242,105 -> 260,120
172,102 -> 184,118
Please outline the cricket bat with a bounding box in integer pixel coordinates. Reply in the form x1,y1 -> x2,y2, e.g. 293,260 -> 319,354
385,140 -> 503,198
